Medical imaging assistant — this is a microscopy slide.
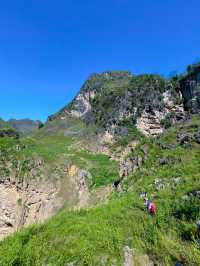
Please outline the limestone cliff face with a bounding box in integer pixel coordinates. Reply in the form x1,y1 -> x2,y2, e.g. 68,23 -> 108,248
0,152 -> 93,239
136,89 -> 184,136
180,64 -> 200,113
0,177 -> 61,240
49,90 -> 96,121
94,77 -> 184,140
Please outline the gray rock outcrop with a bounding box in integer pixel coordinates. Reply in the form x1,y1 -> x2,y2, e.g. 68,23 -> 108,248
123,246 -> 154,266
180,63 -> 200,113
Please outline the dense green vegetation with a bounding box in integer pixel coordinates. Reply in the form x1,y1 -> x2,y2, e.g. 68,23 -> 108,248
0,137 -> 18,150
0,117 -> 89,162
21,135 -> 73,161
1,115 -> 200,265
69,151 -> 118,188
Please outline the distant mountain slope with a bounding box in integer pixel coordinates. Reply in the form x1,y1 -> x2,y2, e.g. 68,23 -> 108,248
8,119 -> 43,134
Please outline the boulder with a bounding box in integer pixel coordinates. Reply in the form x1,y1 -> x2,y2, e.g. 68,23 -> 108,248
194,131 -> 200,144
177,133 -> 193,145
188,190 -> 200,198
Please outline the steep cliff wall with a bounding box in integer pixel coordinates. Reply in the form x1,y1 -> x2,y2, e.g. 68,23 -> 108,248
180,65 -> 200,113
0,147 -> 96,239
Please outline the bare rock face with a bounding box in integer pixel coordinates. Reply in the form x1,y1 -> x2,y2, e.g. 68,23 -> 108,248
136,90 -> 184,136
66,165 -> 91,209
69,91 -> 96,118
119,156 -> 143,178
0,183 -> 22,238
0,177 -> 62,240
0,157 -> 62,239
0,155 -> 93,239
136,110 -> 165,136
51,91 -> 96,120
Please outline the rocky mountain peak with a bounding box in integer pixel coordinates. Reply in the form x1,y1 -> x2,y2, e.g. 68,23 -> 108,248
49,66 -> 200,142
48,71 -> 133,122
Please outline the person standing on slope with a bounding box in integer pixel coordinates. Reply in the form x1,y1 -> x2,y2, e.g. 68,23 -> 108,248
144,197 -> 156,215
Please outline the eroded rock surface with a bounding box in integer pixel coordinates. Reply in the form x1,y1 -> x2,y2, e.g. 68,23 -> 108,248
180,64 -> 200,113
67,165 -> 91,208
136,90 -> 184,136
0,177 -> 62,240
0,154 -> 95,239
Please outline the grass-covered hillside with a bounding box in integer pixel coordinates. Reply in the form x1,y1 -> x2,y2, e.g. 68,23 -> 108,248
0,117 -> 119,189
1,115 -> 200,265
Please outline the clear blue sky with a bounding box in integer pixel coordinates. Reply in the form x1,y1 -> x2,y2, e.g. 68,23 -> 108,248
0,0 -> 199,122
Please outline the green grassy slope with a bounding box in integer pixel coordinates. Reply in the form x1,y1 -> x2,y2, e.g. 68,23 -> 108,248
0,117 -> 119,189
1,115 -> 200,265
